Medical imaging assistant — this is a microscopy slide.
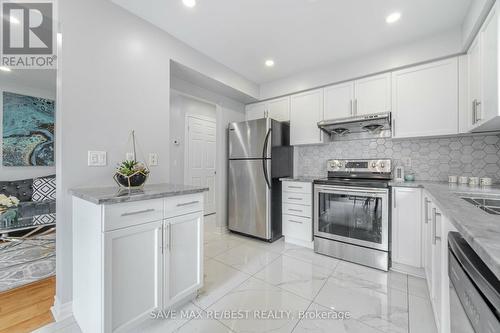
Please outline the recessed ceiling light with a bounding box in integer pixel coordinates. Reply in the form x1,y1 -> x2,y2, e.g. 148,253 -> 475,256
182,0 -> 196,8
0,66 -> 11,72
386,12 -> 401,24
265,59 -> 275,67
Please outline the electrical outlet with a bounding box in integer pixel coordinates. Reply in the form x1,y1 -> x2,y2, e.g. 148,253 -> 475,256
125,152 -> 134,161
149,153 -> 159,166
403,157 -> 412,168
88,151 -> 107,166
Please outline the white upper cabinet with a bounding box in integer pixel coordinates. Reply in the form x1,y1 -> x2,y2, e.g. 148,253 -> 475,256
323,73 -> 391,120
468,35 -> 482,131
323,82 -> 354,119
392,57 -> 459,138
245,97 -> 290,122
290,89 -> 324,145
267,97 -> 290,122
354,73 -> 392,116
468,3 -> 500,132
245,102 -> 267,121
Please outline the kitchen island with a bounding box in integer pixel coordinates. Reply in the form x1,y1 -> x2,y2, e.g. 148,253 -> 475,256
70,183 -> 208,333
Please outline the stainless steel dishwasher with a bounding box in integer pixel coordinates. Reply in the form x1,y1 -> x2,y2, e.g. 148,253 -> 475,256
448,232 -> 500,333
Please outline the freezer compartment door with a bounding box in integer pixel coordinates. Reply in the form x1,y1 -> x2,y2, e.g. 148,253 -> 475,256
228,159 -> 271,239
228,119 -> 271,159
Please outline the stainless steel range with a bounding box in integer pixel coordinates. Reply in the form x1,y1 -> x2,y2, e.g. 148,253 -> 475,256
314,159 -> 392,271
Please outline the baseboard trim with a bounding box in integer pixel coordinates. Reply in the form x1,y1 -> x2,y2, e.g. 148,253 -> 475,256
284,237 -> 313,249
51,296 -> 72,322
391,262 -> 425,278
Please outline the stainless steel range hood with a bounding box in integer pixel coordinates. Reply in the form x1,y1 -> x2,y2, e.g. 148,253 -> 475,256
317,112 -> 391,137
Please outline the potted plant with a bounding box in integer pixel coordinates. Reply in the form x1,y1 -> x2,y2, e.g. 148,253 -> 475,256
113,130 -> 150,188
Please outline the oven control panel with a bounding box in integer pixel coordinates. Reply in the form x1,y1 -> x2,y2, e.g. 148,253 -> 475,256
327,159 -> 392,173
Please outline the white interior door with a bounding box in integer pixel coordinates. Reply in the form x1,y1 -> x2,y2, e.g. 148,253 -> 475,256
186,116 -> 217,215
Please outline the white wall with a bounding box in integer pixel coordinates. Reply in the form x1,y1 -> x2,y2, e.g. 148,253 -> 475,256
57,0 -> 253,309
170,77 -> 245,229
259,29 -> 462,99
0,78 -> 56,181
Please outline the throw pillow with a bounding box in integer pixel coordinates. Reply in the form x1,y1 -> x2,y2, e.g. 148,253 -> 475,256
32,176 -> 56,201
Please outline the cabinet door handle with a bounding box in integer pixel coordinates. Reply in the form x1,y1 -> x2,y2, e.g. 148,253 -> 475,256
424,199 -> 430,224
350,100 -> 353,116
121,208 -> 155,217
393,191 -> 396,209
288,186 -> 303,189
472,99 -> 477,125
288,219 -> 303,224
176,201 -> 200,207
288,208 -> 302,212
288,197 -> 302,201
168,223 -> 172,251
354,99 -> 358,115
475,100 -> 482,122
392,119 -> 396,136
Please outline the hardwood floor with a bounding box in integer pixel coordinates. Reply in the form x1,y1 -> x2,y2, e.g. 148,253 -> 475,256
0,276 -> 55,333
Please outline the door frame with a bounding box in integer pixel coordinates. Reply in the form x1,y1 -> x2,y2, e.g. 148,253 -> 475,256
184,113 -> 219,215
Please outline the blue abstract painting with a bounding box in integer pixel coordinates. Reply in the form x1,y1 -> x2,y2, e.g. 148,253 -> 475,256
2,92 -> 55,166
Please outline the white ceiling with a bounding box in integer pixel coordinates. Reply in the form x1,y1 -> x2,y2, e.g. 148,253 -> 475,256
112,0 -> 472,84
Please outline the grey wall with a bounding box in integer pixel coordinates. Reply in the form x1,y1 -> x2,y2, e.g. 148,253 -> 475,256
296,134 -> 500,182
0,73 -> 56,181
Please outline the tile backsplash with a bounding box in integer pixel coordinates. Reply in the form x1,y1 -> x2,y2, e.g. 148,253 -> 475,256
296,134 -> 500,182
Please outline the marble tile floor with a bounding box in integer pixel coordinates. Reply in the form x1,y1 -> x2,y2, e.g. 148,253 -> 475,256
36,217 -> 436,333
0,233 -> 56,292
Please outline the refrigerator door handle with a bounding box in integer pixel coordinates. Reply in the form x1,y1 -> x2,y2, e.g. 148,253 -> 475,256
262,128 -> 272,189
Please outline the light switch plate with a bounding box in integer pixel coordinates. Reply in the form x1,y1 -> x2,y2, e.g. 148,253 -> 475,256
88,151 -> 107,167
149,153 -> 159,166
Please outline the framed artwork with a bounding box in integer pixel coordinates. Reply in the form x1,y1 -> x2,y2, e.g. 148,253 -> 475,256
2,92 -> 55,166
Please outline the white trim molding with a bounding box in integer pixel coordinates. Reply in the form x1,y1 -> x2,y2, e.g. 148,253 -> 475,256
51,296 -> 73,322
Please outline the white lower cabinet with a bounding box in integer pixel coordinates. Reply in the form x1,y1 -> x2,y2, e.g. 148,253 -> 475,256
104,221 -> 163,332
391,187 -> 458,333
73,194 -> 204,333
282,181 -> 313,248
418,191 -> 457,333
391,187 -> 423,274
165,212 -> 203,306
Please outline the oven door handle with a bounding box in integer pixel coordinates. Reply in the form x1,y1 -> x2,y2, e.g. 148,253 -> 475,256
314,185 -> 388,196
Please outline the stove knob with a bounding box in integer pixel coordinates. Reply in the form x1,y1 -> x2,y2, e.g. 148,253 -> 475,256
380,163 -> 385,169
371,162 -> 377,168
338,162 -> 343,167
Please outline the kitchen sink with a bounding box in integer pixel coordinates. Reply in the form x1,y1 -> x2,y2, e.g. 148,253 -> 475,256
461,196 -> 500,215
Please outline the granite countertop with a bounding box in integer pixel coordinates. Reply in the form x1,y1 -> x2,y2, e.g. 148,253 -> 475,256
70,183 -> 208,205
280,177 -> 317,183
391,180 -> 500,279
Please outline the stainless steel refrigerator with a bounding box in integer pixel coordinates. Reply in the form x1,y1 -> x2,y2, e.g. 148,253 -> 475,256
228,118 -> 293,241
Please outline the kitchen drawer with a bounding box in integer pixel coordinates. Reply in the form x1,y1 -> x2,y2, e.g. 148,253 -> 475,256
282,182 -> 312,194
164,193 -> 203,218
103,199 -> 164,232
282,192 -> 312,205
283,215 -> 312,242
283,203 -> 312,218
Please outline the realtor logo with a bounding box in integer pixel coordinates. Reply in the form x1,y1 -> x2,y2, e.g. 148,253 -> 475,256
1,1 -> 56,68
